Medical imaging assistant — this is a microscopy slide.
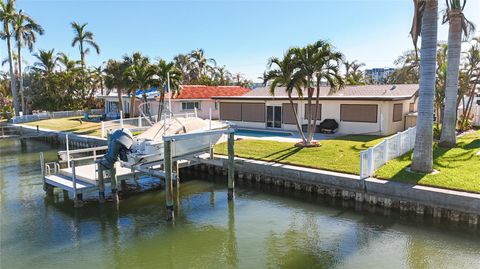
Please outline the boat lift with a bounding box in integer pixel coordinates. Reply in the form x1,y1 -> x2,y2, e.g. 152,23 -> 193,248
40,126 -> 235,221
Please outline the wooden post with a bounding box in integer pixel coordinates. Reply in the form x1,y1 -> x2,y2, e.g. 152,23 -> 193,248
72,160 -> 83,208
227,132 -> 235,200
97,163 -> 106,203
164,140 -> 174,221
110,165 -> 119,204
40,152 -> 46,191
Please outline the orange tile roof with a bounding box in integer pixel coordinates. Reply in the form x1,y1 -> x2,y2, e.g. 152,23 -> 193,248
173,85 -> 251,99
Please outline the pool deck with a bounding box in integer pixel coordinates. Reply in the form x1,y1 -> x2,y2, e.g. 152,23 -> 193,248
234,128 -> 343,142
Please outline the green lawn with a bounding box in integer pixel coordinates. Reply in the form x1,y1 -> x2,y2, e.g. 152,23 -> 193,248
23,116 -> 102,137
214,135 -> 384,175
375,130 -> 480,193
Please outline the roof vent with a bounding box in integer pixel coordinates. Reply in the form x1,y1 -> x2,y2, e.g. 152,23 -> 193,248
390,85 -> 397,91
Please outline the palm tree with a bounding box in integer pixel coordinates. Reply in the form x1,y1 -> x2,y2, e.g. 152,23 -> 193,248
153,59 -> 182,119
57,52 -> 79,71
292,40 -> 344,144
458,37 -> 480,130
173,53 -> 191,84
13,9 -> 44,114
0,0 -> 20,115
70,22 -> 100,69
410,0 -> 438,173
344,60 -> 366,85
311,44 -> 344,142
91,64 -> 105,96
438,0 -> 475,147
123,52 -> 154,117
387,50 -> 420,84
189,48 -> 216,81
215,66 -> 232,85
105,59 -> 128,115
32,49 -> 57,74
264,50 -> 307,144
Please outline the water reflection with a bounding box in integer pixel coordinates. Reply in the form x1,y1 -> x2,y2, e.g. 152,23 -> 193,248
2,139 -> 480,269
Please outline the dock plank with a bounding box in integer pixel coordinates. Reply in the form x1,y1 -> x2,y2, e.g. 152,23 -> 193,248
45,174 -> 96,193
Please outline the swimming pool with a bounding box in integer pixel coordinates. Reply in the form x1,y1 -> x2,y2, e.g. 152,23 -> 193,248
235,128 -> 292,137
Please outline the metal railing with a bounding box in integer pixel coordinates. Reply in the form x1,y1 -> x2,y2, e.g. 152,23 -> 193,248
100,111 -> 196,138
359,127 -> 416,179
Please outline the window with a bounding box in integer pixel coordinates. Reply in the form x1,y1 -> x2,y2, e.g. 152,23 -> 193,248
282,103 -> 298,124
393,103 -> 403,122
182,102 -> 200,110
242,103 -> 265,122
340,104 -> 378,123
220,103 -> 242,121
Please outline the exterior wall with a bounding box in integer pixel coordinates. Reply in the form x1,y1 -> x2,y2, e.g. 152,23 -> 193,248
217,97 -> 417,136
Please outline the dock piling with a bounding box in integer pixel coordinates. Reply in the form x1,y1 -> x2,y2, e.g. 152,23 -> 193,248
97,163 -> 106,203
110,165 -> 119,203
164,140 -> 174,221
227,132 -> 235,200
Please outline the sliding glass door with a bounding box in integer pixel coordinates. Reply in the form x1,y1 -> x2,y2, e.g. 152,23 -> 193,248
266,106 -> 282,128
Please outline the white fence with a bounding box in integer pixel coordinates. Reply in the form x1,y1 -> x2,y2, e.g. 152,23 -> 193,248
359,127 -> 416,179
100,112 -> 196,138
11,109 -> 105,123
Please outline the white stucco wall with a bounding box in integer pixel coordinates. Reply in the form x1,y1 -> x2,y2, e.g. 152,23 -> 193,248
217,97 -> 417,136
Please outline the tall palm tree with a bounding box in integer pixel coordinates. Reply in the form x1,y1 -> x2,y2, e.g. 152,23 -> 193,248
291,42 -> 321,144
153,59 -> 182,118
264,50 -> 307,144
123,52 -> 154,117
215,66 -> 232,85
70,22 -> 100,69
311,45 -> 344,142
0,0 -> 19,115
438,0 -> 475,147
292,40 -> 344,144
13,9 -> 44,114
410,0 -> 438,173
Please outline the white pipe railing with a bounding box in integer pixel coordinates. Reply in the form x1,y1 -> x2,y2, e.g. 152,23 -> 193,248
359,127 -> 416,179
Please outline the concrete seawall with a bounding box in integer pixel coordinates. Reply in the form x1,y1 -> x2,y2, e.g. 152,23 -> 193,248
196,156 -> 480,226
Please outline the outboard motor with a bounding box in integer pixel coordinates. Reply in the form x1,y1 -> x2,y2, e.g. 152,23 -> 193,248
99,128 -> 134,170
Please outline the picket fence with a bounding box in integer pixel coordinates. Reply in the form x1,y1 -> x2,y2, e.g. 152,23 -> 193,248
359,127 -> 416,179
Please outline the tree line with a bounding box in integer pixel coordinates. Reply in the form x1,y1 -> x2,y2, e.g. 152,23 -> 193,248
0,0 -> 256,117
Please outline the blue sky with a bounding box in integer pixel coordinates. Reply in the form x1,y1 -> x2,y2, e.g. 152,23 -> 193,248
3,0 -> 480,81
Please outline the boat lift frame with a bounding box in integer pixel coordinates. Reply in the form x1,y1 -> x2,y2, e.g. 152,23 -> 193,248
39,127 -> 236,221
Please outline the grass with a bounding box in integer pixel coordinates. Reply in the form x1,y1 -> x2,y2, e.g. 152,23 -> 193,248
214,135 -> 384,175
375,130 -> 480,193
23,116 -> 102,137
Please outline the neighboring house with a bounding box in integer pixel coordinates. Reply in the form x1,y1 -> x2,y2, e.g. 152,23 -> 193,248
98,92 -> 134,119
365,68 -> 395,84
161,85 -> 251,119
99,86 -> 251,119
213,84 -> 419,136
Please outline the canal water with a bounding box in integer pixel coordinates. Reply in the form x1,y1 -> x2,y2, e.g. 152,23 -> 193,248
1,139 -> 480,269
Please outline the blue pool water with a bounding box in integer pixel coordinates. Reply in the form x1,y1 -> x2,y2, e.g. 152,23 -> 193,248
235,128 -> 292,137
